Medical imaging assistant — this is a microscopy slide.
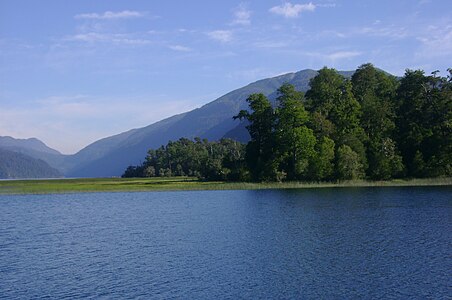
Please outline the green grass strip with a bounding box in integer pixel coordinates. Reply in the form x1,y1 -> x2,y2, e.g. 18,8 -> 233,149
0,177 -> 451,195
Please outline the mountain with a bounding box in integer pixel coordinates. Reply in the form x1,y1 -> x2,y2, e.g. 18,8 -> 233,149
0,149 -> 62,179
0,136 -> 61,155
0,136 -> 68,171
2,69 -> 355,178
65,69 -> 354,177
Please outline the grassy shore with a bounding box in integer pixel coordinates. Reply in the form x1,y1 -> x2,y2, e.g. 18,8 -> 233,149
0,176 -> 451,195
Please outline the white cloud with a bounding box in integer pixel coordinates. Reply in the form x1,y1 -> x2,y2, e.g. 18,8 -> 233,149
65,32 -> 151,45
207,30 -> 233,43
327,51 -> 361,60
323,24 -> 407,40
67,32 -> 107,42
232,4 -> 251,25
417,25 -> 452,57
269,2 -> 315,18
169,45 -> 192,52
75,10 -> 146,20
302,50 -> 362,61
357,26 -> 408,39
253,41 -> 288,48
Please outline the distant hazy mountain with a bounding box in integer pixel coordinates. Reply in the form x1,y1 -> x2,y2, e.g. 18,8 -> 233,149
66,69 -> 353,177
0,136 -> 61,155
2,69 -> 354,178
0,136 -> 69,172
0,149 -> 62,179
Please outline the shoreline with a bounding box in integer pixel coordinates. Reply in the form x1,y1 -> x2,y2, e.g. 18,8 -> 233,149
0,177 -> 451,195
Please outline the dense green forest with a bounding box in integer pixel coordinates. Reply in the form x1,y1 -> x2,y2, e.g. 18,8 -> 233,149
122,138 -> 247,181
123,64 -> 451,181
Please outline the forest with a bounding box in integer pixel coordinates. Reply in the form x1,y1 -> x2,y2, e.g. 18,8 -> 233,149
123,64 -> 451,182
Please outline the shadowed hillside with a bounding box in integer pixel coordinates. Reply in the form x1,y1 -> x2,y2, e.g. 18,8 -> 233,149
0,149 -> 62,179
3,69 -> 354,178
66,69 -> 337,177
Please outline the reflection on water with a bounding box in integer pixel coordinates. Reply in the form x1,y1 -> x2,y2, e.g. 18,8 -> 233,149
0,186 -> 450,298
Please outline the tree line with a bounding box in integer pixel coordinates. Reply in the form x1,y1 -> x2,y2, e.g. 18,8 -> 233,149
123,64 -> 451,181
122,138 -> 247,181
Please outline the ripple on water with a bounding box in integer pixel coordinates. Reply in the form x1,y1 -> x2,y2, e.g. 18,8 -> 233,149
0,187 -> 451,299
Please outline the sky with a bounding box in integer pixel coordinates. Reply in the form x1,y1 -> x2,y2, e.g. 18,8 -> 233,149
0,0 -> 451,154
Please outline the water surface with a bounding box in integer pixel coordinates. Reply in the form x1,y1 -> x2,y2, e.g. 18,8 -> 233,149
0,187 -> 451,299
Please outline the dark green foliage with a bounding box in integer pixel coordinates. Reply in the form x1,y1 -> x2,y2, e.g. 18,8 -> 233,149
351,63 -> 402,179
366,138 -> 404,180
395,69 -> 452,177
122,165 -> 144,178
234,94 -> 277,181
124,65 -> 451,182
275,84 -> 316,180
306,67 -> 367,178
122,138 -> 246,181
309,136 -> 335,180
309,111 -> 335,139
305,67 -> 345,117
336,145 -> 365,180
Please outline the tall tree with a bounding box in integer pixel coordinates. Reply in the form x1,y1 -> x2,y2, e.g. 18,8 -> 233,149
396,69 -> 451,177
306,67 -> 367,179
234,93 -> 277,181
309,136 -> 335,180
336,145 -> 365,180
275,83 -> 316,180
305,67 -> 344,118
396,69 -> 429,176
352,63 -> 403,179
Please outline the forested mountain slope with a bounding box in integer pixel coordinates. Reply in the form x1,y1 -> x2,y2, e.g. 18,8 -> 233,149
67,69 -> 352,177
0,149 -> 62,179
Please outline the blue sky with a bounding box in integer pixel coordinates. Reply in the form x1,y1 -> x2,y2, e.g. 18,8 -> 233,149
1,0 -> 451,153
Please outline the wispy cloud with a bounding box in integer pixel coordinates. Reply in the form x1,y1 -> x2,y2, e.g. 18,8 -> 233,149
356,25 -> 408,39
207,30 -> 233,43
417,24 -> 452,57
65,32 -> 151,45
231,4 -> 251,25
66,32 -> 107,42
327,51 -> 361,60
169,45 -> 192,52
269,2 -> 315,18
177,28 -> 197,34
317,3 -> 336,8
302,50 -> 362,61
75,10 -> 146,20
318,23 -> 408,41
253,40 -> 288,48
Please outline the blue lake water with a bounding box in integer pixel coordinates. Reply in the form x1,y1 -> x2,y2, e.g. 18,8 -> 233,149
0,187 -> 451,299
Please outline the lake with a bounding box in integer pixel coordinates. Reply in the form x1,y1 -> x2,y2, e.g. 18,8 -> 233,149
0,187 -> 450,299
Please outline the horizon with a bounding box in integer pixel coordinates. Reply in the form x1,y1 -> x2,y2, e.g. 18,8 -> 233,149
1,0 -> 451,154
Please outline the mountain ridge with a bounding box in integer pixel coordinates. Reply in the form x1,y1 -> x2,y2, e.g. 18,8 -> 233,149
65,68 -> 355,177
0,148 -> 62,179
2,68 -> 357,177
0,136 -> 61,155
